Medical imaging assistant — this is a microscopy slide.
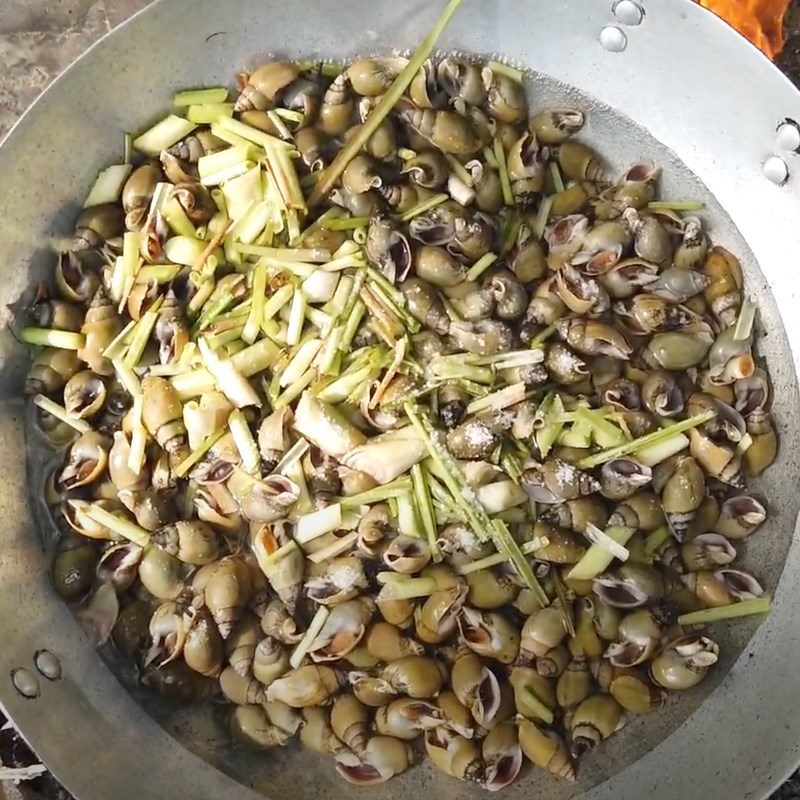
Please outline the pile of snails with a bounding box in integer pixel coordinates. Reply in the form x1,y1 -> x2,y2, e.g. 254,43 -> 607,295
27,44 -> 775,793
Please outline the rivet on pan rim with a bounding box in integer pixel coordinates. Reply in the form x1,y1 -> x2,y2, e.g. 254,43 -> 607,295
34,649 -> 62,681
599,26 -> 628,52
11,668 -> 40,699
613,0 -> 645,26
763,155 -> 789,185
775,119 -> 800,152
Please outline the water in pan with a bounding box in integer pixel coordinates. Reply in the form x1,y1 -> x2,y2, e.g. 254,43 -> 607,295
24,62 -> 800,800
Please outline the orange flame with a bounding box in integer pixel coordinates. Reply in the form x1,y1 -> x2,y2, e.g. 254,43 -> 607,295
698,0 -> 791,60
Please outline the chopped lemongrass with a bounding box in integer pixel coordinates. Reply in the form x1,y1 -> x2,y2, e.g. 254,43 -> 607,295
237,244 -> 330,262
567,525 -> 636,581
309,0 -> 465,206
494,138 -> 514,206
286,289 -> 307,345
101,320 -> 136,360
399,192 -> 450,222
173,86 -> 228,106
83,504 -> 150,547
456,552 -> 509,575
164,234 -> 208,267
476,481 -> 527,513
198,145 -> 254,180
530,322 -> 558,348
112,358 -> 141,397
19,328 -> 84,350
162,195 -> 197,237
733,296 -> 757,341
274,107 -> 305,123
193,218 -> 231,272
174,427 -> 226,478
123,300 -> 162,368
397,490 -> 424,538
133,115 -> 196,157
193,291 -> 234,335
228,409 -> 260,473
445,153 -> 473,186
263,284 -> 295,326
578,410 -> 716,468
242,262 -> 267,344
635,431 -> 690,467
487,59 -> 524,83
549,161 -> 565,194
573,406 -> 627,449
647,200 -> 705,212
83,164 -> 132,207
137,264 -> 180,284
123,132 -> 133,164
272,439 -> 311,478
465,252 -> 498,283
340,301 -> 366,353
677,597 -> 771,626
520,688 -> 555,725
274,369 -> 315,409
266,110 -> 292,139
376,572 -> 411,585
321,215 -> 371,231
644,526 -> 672,554
466,382 -> 526,416
307,531 -> 359,564
198,337 -> 260,407
200,160 -> 255,187
295,503 -> 344,544
531,195 -> 553,239
290,607 -> 330,669
378,577 -> 438,602
259,539 -> 299,568
187,103 -> 234,124
493,519 -> 548,605
281,339 -> 323,387
520,537 -> 553,555
483,146 -> 499,169
584,522 -> 630,562
33,395 -> 91,433
430,356 -> 493,384
265,140 -> 306,211
127,394 -> 147,474
411,463 -> 442,562
216,115 -> 294,151
338,478 -> 412,508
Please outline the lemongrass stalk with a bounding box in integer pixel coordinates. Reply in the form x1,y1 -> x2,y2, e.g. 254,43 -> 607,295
531,195 -> 553,239
492,519 -> 548,605
677,597 -> 771,626
135,265 -> 180,285
173,86 -> 228,106
112,358 -> 141,397
127,394 -> 147,475
200,160 -> 256,187
481,349 -> 545,369
456,552 -> 509,575
520,537 -> 553,555
274,107 -> 304,123
285,456 -> 314,515
274,369 -> 316,410
578,410 -> 715,469
83,504 -> 150,547
635,431 -> 689,466
295,60 -> 344,77
319,326 -> 344,372
647,200 -> 705,212
501,207 -> 521,254
410,463 -> 442,562
487,59 -> 523,82
33,395 -> 91,434
464,252 -> 498,283
281,339 -> 323,387
378,577 -> 438,601
198,144 -> 254,180
549,161 -> 565,193
186,278 -> 214,317
147,363 -> 189,377
431,359 -> 494,384
123,301 -> 162,368
644,525 -> 672,554
208,123 -> 253,152
133,115 -> 196,157
111,230 -> 141,304
259,539 -> 299,569
573,406 -> 627,449
295,503 -> 344,544
340,300 -> 366,352
238,244 -> 331,262
286,289 -> 307,345
123,132 -> 133,164
193,291 -> 234,334
19,328 -> 84,350
241,262 -> 267,345
483,146 -> 499,169
338,478 -> 413,509
306,307 -> 333,334
264,110 -> 291,140
161,196 -> 197,238
164,234 -> 208,267
228,408 -> 260,473
442,153 -> 472,186
321,215 -> 371,231
369,281 -> 420,333
83,164 -> 132,207
174,427 -> 226,478
100,320 -> 135,361
273,438 -> 311,477
376,572 -> 410,585
307,531 -> 359,564
494,137 -> 514,206
395,490 -> 423,538
262,284 -> 295,327
198,337 -> 260,407
399,192 -> 450,223
289,606 -> 330,669
530,322 -> 558,348
309,0 -> 465,206
584,521 -> 630,561
521,688 -> 555,725
353,226 -> 368,245
186,103 -> 234,124
566,525 -> 636,581
317,365 -> 376,404
733,296 -> 757,342
466,382 -> 525,416
265,141 -> 306,211
216,115 -> 294,151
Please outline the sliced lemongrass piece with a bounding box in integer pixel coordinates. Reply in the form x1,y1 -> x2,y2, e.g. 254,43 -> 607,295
430,357 -> 493,384
493,519 -> 548,605
476,481 -> 527,513
33,395 -> 91,434
186,103 -> 234,124
573,406 -> 627,449
123,132 -> 133,164
274,108 -> 304,123
677,597 -> 771,626
127,394 -> 147,475
529,321 -> 558,348
265,110 -> 291,140
322,215 -> 371,231
531,195 -> 553,240
238,244 -> 330,262
309,0 -> 465,205
635,431 -> 689,467
83,504 -> 150,547
399,192 -> 450,223
377,577 -> 438,602
174,427 -> 226,479
290,607 -> 330,669
19,328 -> 84,350
162,195 -> 197,238
578,410 -> 715,469
286,290 -> 306,346
465,251 -> 498,283
197,145 -> 255,180
259,539 -> 299,569
228,408 -> 260,473
396,490 -> 424,538
644,525 -> 672,554
265,140 -> 305,211
112,358 -> 141,397
133,115 -> 196,157
281,339 -> 323,387
272,439 -> 311,478
193,291 -> 234,334
647,200 -> 705,212
566,525 -> 636,581
520,537 -> 553,555
124,298 -> 163,368
733,296 -> 757,342
483,146 -> 499,169
521,687 -> 555,725
487,60 -> 523,83
216,115 -> 294,151
338,478 -> 413,509
303,270 -> 340,304
340,300 -> 366,352
101,320 -> 136,360
456,552 -> 508,575
173,86 -> 228,105
411,463 -> 441,562
83,164 -> 132,207
549,161 -> 565,193
164,234 -> 207,267
295,503 -> 343,545
584,522 -> 630,562
376,572 -> 412,585
466,382 -> 525,416
209,123 -> 253,152
274,368 -> 315,410
201,160 -> 256,187
494,138 -> 514,206
307,531 -> 359,564
242,262 -> 267,344
262,284 -> 295,327
198,337 -> 260,407
445,153 -> 473,186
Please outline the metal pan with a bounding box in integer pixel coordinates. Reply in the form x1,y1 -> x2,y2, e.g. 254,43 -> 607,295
0,0 -> 799,798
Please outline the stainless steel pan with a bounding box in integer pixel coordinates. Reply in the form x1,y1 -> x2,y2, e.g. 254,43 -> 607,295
1,0 -> 799,798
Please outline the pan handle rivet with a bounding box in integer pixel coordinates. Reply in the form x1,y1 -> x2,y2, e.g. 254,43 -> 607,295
11,667 -> 40,699
763,156 -> 789,185
776,120 -> 800,152
34,650 -> 62,681
613,0 -> 644,25
599,26 -> 627,52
